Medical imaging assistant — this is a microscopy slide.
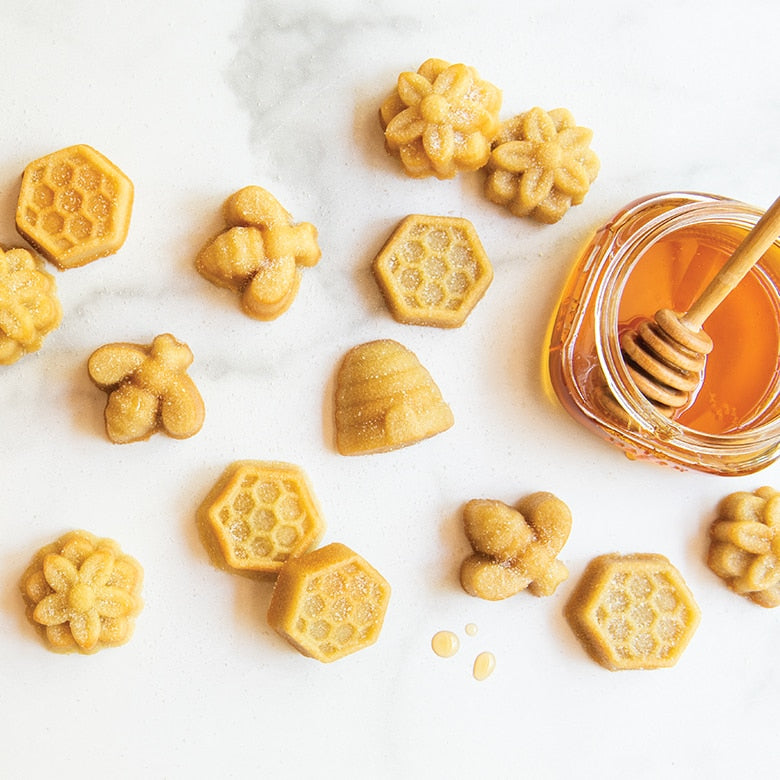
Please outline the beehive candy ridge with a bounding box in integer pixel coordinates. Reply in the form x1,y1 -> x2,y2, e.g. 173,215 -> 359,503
334,339 -> 454,455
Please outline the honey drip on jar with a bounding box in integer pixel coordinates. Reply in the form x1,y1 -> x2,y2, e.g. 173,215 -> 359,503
617,224 -> 780,434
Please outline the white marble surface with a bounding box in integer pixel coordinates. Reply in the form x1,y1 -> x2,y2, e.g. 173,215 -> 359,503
2,1 -> 779,777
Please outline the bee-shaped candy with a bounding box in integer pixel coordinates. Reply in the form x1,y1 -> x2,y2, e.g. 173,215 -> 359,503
88,333 -> 205,443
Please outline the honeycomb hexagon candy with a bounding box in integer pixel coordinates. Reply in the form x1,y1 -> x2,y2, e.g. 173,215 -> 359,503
334,339 -> 454,455
20,529 -> 143,654
565,553 -> 700,670
485,107 -> 599,223
708,486 -> 780,607
379,57 -> 502,179
373,214 -> 493,328
199,460 -> 325,576
87,333 -> 205,443
0,246 -> 62,364
196,185 -> 320,320
15,144 -> 134,269
267,542 -> 391,662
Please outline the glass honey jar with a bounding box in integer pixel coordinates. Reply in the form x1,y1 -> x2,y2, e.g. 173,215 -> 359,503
547,191 -> 780,475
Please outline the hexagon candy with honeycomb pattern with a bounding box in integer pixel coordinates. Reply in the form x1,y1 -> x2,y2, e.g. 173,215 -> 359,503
267,542 -> 391,662
202,461 -> 325,576
373,214 -> 493,328
15,144 -> 133,269
565,553 -> 700,670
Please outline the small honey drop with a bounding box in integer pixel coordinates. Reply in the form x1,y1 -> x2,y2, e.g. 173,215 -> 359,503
472,651 -> 495,681
465,623 -> 478,637
431,630 -> 460,658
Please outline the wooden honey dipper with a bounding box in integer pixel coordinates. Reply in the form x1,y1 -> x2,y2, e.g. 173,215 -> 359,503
620,196 -> 780,416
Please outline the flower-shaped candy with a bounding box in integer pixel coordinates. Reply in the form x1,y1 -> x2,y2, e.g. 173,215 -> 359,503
20,530 -> 143,653
0,246 -> 62,364
379,58 -> 502,179
485,107 -> 599,223
708,486 -> 780,607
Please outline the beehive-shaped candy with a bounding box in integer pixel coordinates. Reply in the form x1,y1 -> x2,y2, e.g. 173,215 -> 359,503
267,542 -> 391,662
0,246 -> 62,364
16,144 -> 133,269
20,529 -> 143,654
565,553 -> 700,671
708,486 -> 780,607
373,215 -> 493,328
334,339 -> 454,455
200,460 -> 325,576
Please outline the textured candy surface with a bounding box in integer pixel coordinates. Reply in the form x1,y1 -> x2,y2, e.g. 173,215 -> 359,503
267,542 -> 390,662
565,553 -> 700,670
16,144 -> 133,268
373,214 -> 493,328
20,530 -> 143,654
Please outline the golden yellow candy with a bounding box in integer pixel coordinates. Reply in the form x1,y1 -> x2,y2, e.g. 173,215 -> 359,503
20,530 -> 143,654
16,144 -> 133,268
87,333 -> 205,443
485,107 -> 599,223
373,214 -> 493,328
267,542 -> 391,662
196,186 -> 320,320
0,246 -> 62,364
380,58 -> 501,179
565,553 -> 700,670
460,492 -> 571,600
334,339 -> 454,455
199,460 -> 325,577
708,486 -> 780,607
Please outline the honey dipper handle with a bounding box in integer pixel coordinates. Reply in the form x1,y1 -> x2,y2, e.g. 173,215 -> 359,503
683,196 -> 780,330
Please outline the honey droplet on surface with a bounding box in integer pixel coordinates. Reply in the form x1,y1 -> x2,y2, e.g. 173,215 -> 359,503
465,623 -> 478,637
472,651 -> 495,681
431,630 -> 460,658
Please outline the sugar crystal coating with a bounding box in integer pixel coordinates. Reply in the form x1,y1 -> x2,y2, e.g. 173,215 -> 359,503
460,493 -> 571,600
485,107 -> 599,223
0,246 -> 62,364
196,186 -> 320,320
373,214 -> 493,328
708,486 -> 780,607
267,542 -> 391,662
334,339 -> 454,455
565,553 -> 700,670
200,460 -> 325,576
16,144 -> 133,268
20,529 -> 143,654
87,333 -> 205,443
380,58 -> 502,179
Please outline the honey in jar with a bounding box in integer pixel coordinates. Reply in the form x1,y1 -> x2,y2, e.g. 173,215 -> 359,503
547,192 -> 780,475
